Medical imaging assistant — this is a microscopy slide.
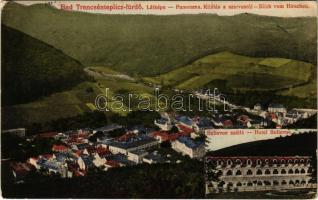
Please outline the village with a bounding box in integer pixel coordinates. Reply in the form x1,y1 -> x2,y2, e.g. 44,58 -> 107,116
7,93 -> 317,182
193,89 -> 317,128
8,112 -> 206,182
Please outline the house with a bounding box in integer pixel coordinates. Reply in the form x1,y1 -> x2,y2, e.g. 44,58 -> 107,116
268,104 -> 287,114
127,150 -> 148,164
104,160 -> 121,170
196,117 -> 214,132
175,115 -> 194,129
93,153 -> 107,168
108,135 -> 159,155
151,131 -> 178,143
237,115 -> 251,128
254,103 -> 262,111
108,153 -> 136,166
154,118 -> 173,131
28,157 -> 40,169
143,151 -> 164,164
177,124 -> 194,136
37,159 -> 64,175
52,144 -> 69,152
78,155 -> 94,171
222,119 -> 233,128
171,136 -> 205,158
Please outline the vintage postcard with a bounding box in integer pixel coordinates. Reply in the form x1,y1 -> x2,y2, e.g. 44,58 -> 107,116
1,1 -> 317,199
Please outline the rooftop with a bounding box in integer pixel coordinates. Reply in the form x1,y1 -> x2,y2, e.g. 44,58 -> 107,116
177,136 -> 203,149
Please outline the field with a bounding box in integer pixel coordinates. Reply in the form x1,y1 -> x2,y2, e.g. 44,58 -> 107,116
143,52 -> 315,96
1,82 -> 101,129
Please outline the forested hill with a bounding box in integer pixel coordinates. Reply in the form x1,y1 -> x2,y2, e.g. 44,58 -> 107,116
1,25 -> 87,105
2,2 -> 317,76
207,132 -> 317,156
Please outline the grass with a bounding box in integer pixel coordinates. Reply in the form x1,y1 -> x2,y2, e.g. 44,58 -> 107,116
87,66 -> 122,75
1,81 -> 102,129
142,52 -> 315,97
277,80 -> 317,98
259,58 -> 291,67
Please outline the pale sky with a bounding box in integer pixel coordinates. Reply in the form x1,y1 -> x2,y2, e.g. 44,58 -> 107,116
4,1 -> 317,17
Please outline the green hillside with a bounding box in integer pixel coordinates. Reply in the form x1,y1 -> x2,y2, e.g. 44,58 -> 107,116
2,2 -> 316,76
1,25 -> 88,105
145,52 -> 315,93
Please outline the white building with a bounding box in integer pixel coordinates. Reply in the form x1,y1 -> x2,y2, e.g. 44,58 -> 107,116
127,150 -> 148,164
206,156 -> 315,193
171,136 -> 205,158
268,104 -> 287,114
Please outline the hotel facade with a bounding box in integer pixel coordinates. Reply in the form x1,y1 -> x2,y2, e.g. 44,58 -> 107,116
205,156 -> 316,193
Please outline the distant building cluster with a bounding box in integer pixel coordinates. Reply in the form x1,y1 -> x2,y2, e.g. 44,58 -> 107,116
9,112 -> 206,181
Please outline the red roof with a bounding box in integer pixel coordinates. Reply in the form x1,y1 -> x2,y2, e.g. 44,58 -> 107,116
52,144 -> 68,152
95,146 -> 111,156
222,120 -> 233,127
152,131 -> 179,142
176,124 -> 193,135
105,160 -> 120,168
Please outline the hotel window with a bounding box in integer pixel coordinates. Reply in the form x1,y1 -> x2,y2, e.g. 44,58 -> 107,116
235,170 -> 242,176
226,170 -> 233,176
265,169 -> 271,175
295,169 -> 300,174
246,169 -> 253,175
281,169 -> 287,174
235,159 -> 242,165
273,180 -> 279,185
247,182 -> 253,186
301,169 -> 306,174
288,169 -> 294,174
256,169 -> 262,175
217,160 -> 223,165
301,180 -> 306,184
247,159 -> 252,165
256,159 -> 262,165
280,159 -> 286,164
227,159 -> 232,165
282,180 -> 287,185
257,181 -> 262,186
289,180 -> 294,185
273,159 -> 277,164
273,169 -> 279,174
236,182 -> 242,187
